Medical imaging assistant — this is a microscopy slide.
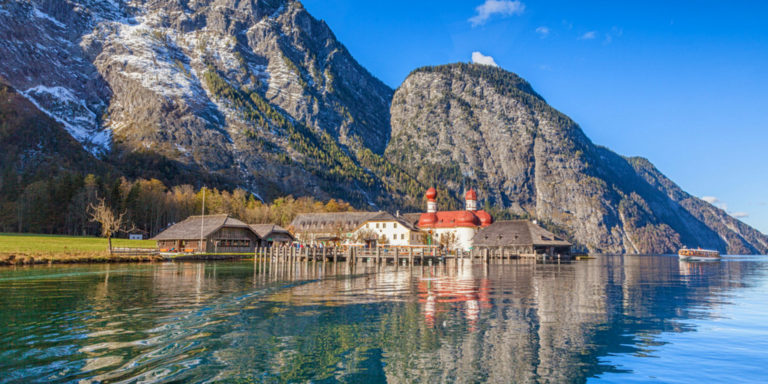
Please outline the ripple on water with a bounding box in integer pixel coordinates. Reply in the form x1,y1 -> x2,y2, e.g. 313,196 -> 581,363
0,257 -> 767,383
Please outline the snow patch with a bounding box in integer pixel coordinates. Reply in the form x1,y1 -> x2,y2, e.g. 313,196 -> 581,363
32,7 -> 65,29
270,5 -> 285,19
21,85 -> 111,155
98,20 -> 204,100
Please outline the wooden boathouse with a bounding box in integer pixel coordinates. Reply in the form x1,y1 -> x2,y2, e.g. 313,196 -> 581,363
249,224 -> 295,247
153,214 -> 261,253
472,220 -> 572,260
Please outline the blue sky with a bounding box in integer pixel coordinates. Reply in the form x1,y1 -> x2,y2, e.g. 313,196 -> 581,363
302,0 -> 768,234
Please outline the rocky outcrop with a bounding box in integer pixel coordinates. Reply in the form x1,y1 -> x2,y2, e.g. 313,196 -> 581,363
0,0 -> 395,204
386,63 -> 767,254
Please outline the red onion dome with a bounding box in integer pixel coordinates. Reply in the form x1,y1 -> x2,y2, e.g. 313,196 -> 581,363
418,212 -> 438,227
465,188 -> 477,201
425,187 -> 437,201
476,211 -> 493,226
456,211 -> 480,227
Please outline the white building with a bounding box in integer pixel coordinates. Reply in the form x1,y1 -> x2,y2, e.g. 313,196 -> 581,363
351,212 -> 424,247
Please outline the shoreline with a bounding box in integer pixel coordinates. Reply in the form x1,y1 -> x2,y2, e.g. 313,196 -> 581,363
0,252 -> 258,266
0,252 -> 165,266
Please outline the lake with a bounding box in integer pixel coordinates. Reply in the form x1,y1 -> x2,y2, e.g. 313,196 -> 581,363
1,256 -> 766,383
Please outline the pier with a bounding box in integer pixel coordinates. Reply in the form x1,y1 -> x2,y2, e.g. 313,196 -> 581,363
252,246 -> 570,265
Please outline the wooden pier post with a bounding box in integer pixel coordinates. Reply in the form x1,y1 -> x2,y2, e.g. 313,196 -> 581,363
333,247 -> 338,263
409,247 -> 414,266
376,247 -> 381,264
394,248 -> 399,269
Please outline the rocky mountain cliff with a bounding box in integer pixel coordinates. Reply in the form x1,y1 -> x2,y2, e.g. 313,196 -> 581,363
386,63 -> 768,254
0,0 -> 415,206
1,1 -> 765,253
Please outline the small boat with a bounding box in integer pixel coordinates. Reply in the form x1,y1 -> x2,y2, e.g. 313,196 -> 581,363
678,248 -> 721,261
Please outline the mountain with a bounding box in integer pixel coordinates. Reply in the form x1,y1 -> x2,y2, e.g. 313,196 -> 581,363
0,0 -> 420,207
0,1 -> 765,253
386,63 -> 768,254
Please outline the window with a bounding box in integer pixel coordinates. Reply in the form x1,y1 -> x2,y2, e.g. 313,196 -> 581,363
392,234 -> 396,240
376,223 -> 379,229
401,234 -> 405,240
383,223 -> 387,228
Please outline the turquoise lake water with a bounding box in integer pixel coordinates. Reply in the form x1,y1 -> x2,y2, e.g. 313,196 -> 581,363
0,255 -> 766,383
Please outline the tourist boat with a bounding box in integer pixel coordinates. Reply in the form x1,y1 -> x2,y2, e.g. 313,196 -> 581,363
678,248 -> 721,261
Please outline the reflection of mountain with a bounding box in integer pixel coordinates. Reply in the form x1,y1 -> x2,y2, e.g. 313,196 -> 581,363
0,258 -> 763,383
227,258 -> 762,383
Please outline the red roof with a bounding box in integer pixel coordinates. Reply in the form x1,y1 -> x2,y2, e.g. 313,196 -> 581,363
465,188 -> 477,200
425,187 -> 437,201
418,210 -> 493,228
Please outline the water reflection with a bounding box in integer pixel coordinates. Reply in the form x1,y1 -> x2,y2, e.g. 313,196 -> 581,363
0,256 -> 765,383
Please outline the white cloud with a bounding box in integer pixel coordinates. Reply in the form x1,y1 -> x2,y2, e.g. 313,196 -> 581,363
702,196 -> 750,219
535,26 -> 550,37
579,31 -> 597,40
471,52 -> 498,67
702,196 -> 728,211
702,196 -> 719,205
604,26 -> 623,44
469,0 -> 525,27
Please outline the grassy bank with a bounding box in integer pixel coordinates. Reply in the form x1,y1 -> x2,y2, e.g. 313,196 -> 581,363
0,233 -> 160,265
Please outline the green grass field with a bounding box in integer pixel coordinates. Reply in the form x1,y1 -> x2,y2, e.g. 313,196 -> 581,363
0,233 -> 156,254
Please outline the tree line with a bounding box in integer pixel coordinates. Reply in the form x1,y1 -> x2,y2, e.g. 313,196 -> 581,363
0,171 -> 355,238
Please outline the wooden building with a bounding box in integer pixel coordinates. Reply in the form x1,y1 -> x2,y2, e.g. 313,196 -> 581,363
153,214 -> 261,253
290,212 -> 385,245
249,224 -> 295,247
472,220 -> 572,258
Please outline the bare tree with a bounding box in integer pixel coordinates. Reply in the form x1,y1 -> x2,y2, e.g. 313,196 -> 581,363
353,228 -> 379,244
438,231 -> 458,250
89,199 -> 135,255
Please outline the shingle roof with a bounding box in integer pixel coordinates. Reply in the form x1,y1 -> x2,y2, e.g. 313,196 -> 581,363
290,211 -> 422,233
400,213 -> 422,227
152,215 -> 258,240
472,220 -> 571,247
290,212 -> 385,232
249,224 -> 294,240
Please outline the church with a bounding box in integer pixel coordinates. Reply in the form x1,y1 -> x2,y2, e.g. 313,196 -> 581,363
416,187 -> 493,251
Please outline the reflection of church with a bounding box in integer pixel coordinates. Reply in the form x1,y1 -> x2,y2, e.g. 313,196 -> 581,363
418,266 -> 491,330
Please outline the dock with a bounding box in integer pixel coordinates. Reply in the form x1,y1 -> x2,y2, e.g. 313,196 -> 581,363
252,246 -> 570,265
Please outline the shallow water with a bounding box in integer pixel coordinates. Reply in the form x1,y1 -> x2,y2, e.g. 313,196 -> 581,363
0,256 -> 766,383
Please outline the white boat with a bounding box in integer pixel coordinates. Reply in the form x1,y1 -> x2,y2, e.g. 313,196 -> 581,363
678,248 -> 721,261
